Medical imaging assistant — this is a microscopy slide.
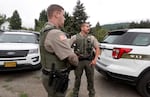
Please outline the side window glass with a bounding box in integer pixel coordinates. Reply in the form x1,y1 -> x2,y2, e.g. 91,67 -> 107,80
103,35 -> 118,43
132,34 -> 150,46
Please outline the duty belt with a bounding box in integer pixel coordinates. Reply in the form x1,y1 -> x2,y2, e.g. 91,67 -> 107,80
79,55 -> 92,61
42,69 -> 51,75
42,68 -> 68,75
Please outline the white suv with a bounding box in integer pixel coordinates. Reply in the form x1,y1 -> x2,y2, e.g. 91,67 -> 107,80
96,29 -> 150,97
0,31 -> 41,71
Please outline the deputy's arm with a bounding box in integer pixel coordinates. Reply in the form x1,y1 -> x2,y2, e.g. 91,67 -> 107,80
90,36 -> 101,65
68,53 -> 78,66
92,45 -> 100,64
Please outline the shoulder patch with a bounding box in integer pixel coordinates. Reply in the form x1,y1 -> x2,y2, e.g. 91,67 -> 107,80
59,35 -> 67,41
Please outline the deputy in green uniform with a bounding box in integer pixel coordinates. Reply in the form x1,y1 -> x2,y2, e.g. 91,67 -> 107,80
40,4 -> 79,97
70,22 -> 100,97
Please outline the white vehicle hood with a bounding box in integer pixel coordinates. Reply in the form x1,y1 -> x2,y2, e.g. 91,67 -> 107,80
0,43 -> 39,50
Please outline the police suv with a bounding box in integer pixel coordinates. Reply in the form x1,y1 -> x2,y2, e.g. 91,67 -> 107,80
0,30 -> 41,71
95,29 -> 150,97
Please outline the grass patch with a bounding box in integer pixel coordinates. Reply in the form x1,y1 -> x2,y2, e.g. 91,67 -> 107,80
2,84 -> 9,88
4,77 -> 13,82
33,76 -> 40,80
19,92 -> 28,97
6,86 -> 13,91
2,84 -> 13,91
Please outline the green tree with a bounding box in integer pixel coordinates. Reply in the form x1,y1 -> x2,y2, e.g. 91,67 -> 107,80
129,21 -> 143,28
62,12 -> 74,37
0,14 -> 6,26
9,10 -> 22,29
34,10 -> 47,31
95,22 -> 101,29
139,20 -> 150,28
72,0 -> 88,34
129,20 -> 150,28
39,10 -> 47,22
91,22 -> 107,42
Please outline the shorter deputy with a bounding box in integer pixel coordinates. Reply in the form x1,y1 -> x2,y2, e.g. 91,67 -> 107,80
70,22 -> 100,97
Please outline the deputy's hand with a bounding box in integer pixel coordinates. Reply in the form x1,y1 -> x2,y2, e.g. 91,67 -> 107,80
90,59 -> 97,66
68,54 -> 79,66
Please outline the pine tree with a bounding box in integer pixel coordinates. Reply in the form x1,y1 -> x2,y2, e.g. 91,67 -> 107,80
34,10 -> 47,31
62,12 -> 74,37
72,0 -> 88,34
39,10 -> 48,22
129,20 -> 150,28
9,10 -> 22,29
91,22 -> 107,41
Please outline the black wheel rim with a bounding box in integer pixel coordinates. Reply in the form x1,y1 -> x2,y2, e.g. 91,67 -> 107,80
146,81 -> 150,94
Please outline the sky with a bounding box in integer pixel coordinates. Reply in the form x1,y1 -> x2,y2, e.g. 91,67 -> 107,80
0,0 -> 150,28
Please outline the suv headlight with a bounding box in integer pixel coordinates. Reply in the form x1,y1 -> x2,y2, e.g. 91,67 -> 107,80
29,49 -> 38,54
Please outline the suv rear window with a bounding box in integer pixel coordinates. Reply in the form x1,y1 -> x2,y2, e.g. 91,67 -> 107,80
102,31 -> 150,46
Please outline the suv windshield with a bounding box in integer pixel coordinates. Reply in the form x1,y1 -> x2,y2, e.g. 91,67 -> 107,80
102,31 -> 150,46
0,33 -> 38,43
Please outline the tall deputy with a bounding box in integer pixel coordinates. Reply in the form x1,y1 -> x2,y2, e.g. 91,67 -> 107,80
40,4 -> 78,97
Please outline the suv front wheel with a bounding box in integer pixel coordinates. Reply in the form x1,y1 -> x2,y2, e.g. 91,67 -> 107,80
137,71 -> 150,97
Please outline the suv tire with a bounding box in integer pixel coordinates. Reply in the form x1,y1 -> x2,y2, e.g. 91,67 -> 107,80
137,71 -> 150,97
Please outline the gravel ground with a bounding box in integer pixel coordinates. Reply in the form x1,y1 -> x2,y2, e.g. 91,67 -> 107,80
0,70 -> 46,97
0,70 -> 80,97
0,69 -> 91,97
0,70 -> 141,97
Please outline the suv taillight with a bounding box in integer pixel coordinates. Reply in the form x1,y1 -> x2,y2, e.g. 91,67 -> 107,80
112,48 -> 132,59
